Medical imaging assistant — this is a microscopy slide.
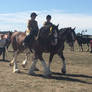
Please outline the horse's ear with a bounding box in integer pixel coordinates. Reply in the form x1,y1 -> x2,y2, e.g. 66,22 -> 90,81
57,24 -> 59,27
72,27 -> 75,31
73,27 -> 76,30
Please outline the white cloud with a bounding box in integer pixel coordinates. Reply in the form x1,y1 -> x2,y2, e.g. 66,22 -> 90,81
0,10 -> 92,34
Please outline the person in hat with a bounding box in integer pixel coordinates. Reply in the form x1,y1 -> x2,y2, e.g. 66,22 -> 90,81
24,12 -> 39,47
43,15 -> 53,26
27,12 -> 39,36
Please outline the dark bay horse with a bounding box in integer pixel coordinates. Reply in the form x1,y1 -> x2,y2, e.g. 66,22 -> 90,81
48,27 -> 76,73
28,27 -> 76,76
10,25 -> 58,75
76,34 -> 91,51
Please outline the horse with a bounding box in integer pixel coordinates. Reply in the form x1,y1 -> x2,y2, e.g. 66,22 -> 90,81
28,27 -> 76,76
0,31 -> 12,60
76,34 -> 91,51
47,27 -> 76,73
10,25 -> 59,76
9,31 -> 31,72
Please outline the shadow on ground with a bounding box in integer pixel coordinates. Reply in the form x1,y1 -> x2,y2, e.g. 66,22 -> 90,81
21,71 -> 92,84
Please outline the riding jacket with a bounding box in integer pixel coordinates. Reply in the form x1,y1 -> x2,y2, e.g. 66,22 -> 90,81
27,19 -> 39,36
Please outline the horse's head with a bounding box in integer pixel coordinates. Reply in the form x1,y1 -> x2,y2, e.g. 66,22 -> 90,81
48,24 -> 59,45
59,27 -> 76,48
39,24 -> 59,46
66,27 -> 76,48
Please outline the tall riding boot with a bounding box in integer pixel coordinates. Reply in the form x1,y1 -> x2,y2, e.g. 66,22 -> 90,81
23,35 -> 31,47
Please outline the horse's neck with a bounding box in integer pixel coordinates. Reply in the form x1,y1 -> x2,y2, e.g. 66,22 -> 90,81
59,31 -> 68,42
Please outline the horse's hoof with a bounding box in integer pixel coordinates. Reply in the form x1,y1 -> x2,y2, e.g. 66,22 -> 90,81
44,73 -> 51,77
28,71 -> 36,76
44,72 -> 52,77
3,59 -> 5,61
22,64 -> 26,68
9,63 -> 13,66
33,67 -> 39,71
13,69 -> 20,73
62,69 -> 66,74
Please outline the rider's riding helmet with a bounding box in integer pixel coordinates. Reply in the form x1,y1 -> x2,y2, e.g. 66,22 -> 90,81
31,12 -> 37,17
46,15 -> 51,20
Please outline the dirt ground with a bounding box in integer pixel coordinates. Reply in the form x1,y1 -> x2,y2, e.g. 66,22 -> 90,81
0,44 -> 92,92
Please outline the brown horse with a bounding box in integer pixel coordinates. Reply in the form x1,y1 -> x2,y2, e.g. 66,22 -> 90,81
10,31 -> 30,73
10,26 -> 76,77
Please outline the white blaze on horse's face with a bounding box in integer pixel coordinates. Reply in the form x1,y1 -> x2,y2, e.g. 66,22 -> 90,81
53,29 -> 58,45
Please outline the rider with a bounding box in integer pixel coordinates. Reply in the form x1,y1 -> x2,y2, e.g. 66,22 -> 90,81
24,12 -> 39,47
43,15 -> 58,46
43,15 -> 53,27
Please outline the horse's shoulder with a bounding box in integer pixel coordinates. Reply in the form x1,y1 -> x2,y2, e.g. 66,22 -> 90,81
40,26 -> 50,32
18,32 -> 26,39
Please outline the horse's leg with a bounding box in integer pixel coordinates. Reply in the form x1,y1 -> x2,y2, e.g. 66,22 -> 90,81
22,51 -> 29,68
38,54 -> 51,76
9,51 -> 16,66
29,53 -> 51,76
13,60 -> 20,73
87,43 -> 89,52
71,46 -> 74,51
58,51 -> 66,74
10,51 -> 20,73
78,44 -> 81,51
70,42 -> 74,51
31,57 -> 39,71
81,44 -> 83,52
48,53 -> 54,72
28,58 -> 38,75
13,51 -> 20,73
72,45 -> 74,51
78,43 -> 83,52
79,46 -> 81,51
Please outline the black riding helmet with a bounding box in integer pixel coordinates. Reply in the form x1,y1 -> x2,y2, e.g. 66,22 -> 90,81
31,12 -> 37,17
46,15 -> 51,19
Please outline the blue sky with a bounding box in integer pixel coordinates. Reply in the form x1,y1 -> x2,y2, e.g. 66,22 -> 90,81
0,0 -> 92,14
0,0 -> 92,34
